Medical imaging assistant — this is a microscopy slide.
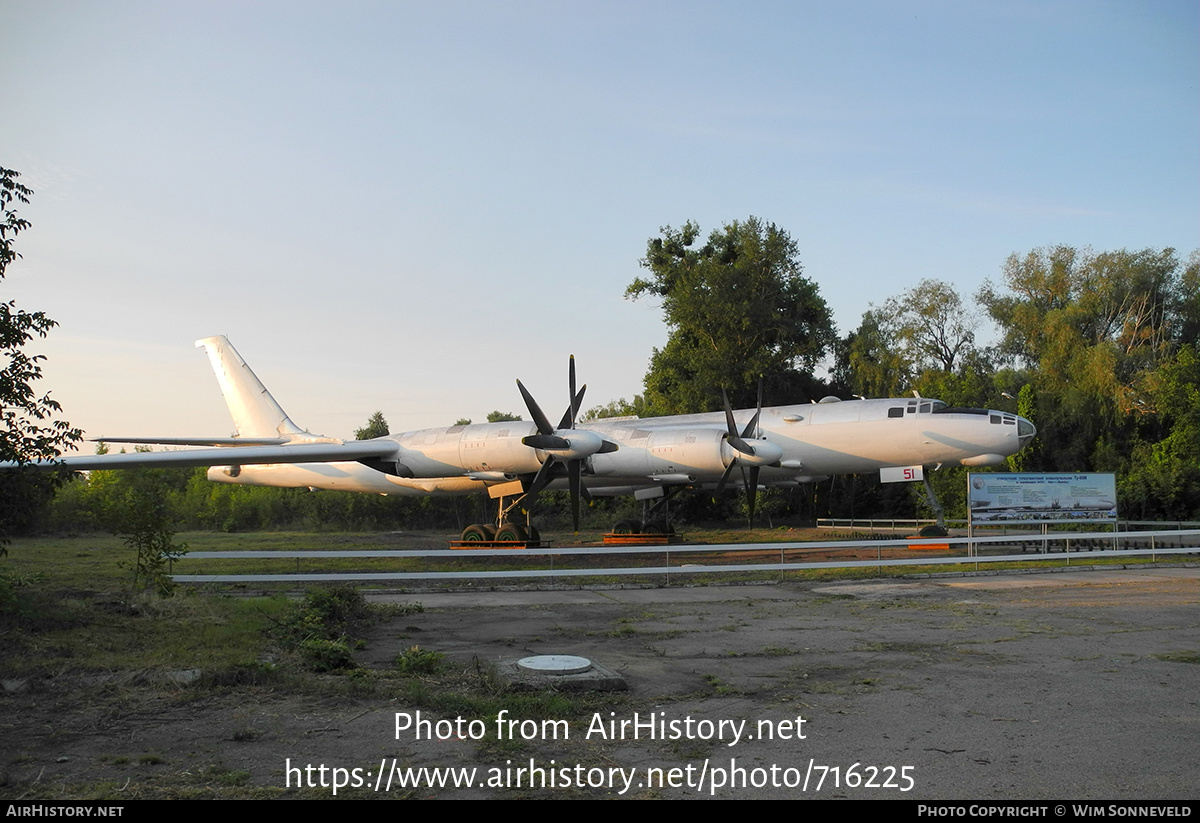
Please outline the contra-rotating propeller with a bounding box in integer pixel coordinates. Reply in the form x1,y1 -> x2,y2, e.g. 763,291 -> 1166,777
714,381 -> 783,527
516,356 -> 617,532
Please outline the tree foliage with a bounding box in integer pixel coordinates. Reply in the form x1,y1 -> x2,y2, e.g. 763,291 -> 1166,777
833,247 -> 1200,522
583,396 -> 645,421
841,311 -> 915,399
841,279 -> 979,400
979,246 -> 1181,407
110,466 -> 189,596
354,411 -> 390,440
0,168 -> 82,550
879,279 -> 977,373
977,246 -> 1192,478
628,217 -> 834,414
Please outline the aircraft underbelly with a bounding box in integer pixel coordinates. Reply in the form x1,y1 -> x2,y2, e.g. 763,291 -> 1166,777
782,419 -> 1010,474
207,461 -> 495,496
207,462 -> 392,493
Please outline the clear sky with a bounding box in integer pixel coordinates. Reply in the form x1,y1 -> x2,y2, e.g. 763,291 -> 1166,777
2,0 -> 1197,444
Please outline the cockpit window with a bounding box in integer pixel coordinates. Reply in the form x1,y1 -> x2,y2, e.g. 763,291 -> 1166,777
888,407 -> 904,418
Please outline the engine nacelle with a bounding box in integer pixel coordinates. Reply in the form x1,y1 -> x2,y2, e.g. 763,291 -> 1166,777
395,422 -> 543,475
591,428 -> 730,479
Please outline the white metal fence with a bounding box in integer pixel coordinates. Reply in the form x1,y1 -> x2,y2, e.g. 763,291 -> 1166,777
172,528 -> 1200,585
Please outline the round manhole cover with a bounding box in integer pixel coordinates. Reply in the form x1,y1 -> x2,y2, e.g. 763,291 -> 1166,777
517,655 -> 593,674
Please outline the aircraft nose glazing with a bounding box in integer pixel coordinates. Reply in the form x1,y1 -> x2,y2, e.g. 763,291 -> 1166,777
1017,416 -> 1036,445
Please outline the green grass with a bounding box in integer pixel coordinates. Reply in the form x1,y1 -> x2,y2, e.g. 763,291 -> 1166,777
394,644 -> 444,674
0,586 -> 291,678
1153,650 -> 1200,665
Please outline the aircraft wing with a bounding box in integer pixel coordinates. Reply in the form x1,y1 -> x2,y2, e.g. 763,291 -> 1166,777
92,437 -> 289,447
9,441 -> 400,471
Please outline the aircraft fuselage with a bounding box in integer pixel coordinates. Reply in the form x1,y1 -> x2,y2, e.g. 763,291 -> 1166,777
207,397 -> 1034,497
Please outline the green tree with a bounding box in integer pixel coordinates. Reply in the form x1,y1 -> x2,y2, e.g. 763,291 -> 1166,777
979,246 -> 1181,401
841,311 -> 915,399
485,411 -> 522,423
354,411 -> 390,440
108,466 -> 189,596
0,168 -> 82,551
583,396 -> 645,420
878,279 -> 977,373
1119,344 -> 1200,519
841,279 -> 979,400
628,217 -> 835,414
977,245 -> 1199,517
1177,250 -> 1199,344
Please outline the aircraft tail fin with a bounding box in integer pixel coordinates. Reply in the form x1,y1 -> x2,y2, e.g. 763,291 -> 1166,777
195,336 -> 306,439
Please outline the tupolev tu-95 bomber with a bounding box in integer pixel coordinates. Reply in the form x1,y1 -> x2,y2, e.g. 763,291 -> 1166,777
11,336 -> 1036,541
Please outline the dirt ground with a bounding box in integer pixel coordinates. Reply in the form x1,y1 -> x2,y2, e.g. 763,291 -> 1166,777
3,566 -> 1197,800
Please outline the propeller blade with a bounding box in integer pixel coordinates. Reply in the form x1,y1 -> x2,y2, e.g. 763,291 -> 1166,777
741,379 -> 764,440
567,459 -> 581,532
517,379 -> 555,435
715,459 -> 737,495
722,389 -> 755,455
521,459 -> 559,513
569,355 -> 578,424
516,357 -> 598,531
745,465 -> 760,527
557,384 -> 587,430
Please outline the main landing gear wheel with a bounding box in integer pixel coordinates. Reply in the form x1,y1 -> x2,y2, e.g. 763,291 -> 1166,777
611,519 -> 639,535
641,520 -> 666,536
494,522 -> 528,543
461,523 -> 496,542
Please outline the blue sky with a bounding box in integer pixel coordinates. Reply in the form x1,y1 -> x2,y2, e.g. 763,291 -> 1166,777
2,0 -> 1196,442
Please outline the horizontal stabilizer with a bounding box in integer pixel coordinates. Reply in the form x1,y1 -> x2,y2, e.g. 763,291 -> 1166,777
93,437 -> 288,447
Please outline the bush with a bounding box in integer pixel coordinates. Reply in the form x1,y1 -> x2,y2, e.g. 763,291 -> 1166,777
300,637 -> 357,672
394,645 -> 444,674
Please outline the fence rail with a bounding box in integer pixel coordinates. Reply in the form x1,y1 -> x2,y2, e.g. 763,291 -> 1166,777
817,518 -> 1200,531
172,528 -> 1200,585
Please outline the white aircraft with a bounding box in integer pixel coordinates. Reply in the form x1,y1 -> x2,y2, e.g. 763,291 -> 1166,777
17,336 -> 1036,540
